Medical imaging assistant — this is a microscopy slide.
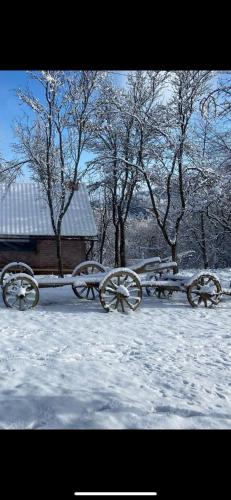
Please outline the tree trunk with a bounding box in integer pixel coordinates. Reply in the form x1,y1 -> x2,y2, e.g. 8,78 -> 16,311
56,233 -> 64,277
99,230 -> 106,264
200,213 -> 209,269
86,240 -> 94,261
114,224 -> 120,267
171,243 -> 178,274
119,219 -> 126,267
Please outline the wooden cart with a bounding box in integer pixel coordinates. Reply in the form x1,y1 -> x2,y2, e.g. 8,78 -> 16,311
0,259 -> 230,312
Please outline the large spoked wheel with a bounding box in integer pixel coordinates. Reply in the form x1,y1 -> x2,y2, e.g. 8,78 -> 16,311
99,268 -> 142,312
0,262 -> 34,288
71,260 -> 106,300
187,273 -> 222,308
2,273 -> 39,310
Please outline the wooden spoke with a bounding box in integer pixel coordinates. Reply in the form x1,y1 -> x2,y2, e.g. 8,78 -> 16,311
124,298 -> 135,310
212,297 -> 220,305
114,298 -> 120,310
120,298 -> 125,313
207,294 -> 219,305
107,296 -> 118,308
129,287 -> 141,294
108,279 -> 117,290
127,281 -> 137,289
11,297 -> 20,308
105,286 -> 117,294
5,288 -> 17,297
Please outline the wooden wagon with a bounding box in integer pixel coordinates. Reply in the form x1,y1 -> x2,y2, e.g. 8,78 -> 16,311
0,258 -> 231,312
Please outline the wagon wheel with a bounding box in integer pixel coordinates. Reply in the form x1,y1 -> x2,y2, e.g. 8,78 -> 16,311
145,272 -> 173,299
0,262 -> 34,287
2,273 -> 39,310
71,261 -> 106,300
99,268 -> 142,312
187,273 -> 222,308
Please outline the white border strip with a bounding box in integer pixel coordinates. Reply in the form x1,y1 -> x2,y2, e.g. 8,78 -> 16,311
74,493 -> 157,497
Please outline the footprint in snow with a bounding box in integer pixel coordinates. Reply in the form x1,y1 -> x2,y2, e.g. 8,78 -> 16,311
155,405 -> 204,418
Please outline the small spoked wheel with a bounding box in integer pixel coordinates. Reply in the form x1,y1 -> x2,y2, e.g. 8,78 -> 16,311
0,262 -> 34,287
71,261 -> 106,300
187,273 -> 222,308
2,273 -> 39,310
99,268 -> 142,312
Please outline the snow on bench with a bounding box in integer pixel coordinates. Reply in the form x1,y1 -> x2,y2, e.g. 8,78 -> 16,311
129,258 -> 177,274
140,279 -> 185,290
128,256 -> 161,267
150,262 -> 178,272
37,273 -> 105,288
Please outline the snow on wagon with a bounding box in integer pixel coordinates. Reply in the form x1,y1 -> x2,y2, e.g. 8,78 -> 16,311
1,257 -> 231,312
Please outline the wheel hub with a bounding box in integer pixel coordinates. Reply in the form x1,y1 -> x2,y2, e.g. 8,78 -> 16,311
116,285 -> 130,298
17,286 -> 26,298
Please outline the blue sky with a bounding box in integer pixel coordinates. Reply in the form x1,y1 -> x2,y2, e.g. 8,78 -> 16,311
0,71 -> 29,160
0,70 -> 224,165
0,70 -> 127,180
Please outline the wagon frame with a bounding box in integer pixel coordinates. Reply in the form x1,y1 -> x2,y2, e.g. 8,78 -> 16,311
1,258 -> 231,312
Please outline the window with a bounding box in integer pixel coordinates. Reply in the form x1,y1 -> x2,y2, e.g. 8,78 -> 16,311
0,239 -> 37,252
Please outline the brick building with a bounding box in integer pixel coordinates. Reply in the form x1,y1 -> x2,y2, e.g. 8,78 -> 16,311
0,182 -> 97,273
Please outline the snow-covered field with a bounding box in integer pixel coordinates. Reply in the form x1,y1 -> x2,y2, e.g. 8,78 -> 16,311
1,268 -> 231,429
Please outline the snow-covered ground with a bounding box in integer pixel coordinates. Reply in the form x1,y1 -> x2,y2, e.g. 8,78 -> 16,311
1,268 -> 231,429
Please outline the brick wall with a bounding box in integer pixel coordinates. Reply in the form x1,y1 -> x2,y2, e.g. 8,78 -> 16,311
0,238 -> 87,273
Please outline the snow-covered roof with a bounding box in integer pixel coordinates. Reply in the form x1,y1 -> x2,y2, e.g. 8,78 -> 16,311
0,183 -> 97,237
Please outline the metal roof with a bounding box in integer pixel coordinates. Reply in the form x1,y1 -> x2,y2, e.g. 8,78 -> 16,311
0,183 -> 97,237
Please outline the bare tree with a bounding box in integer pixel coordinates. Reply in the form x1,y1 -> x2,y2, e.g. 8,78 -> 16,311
101,71 -> 213,268
88,71 -> 175,266
200,81 -> 231,236
13,70 -> 104,276
88,183 -> 112,263
0,156 -> 26,185
87,78 -> 144,266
